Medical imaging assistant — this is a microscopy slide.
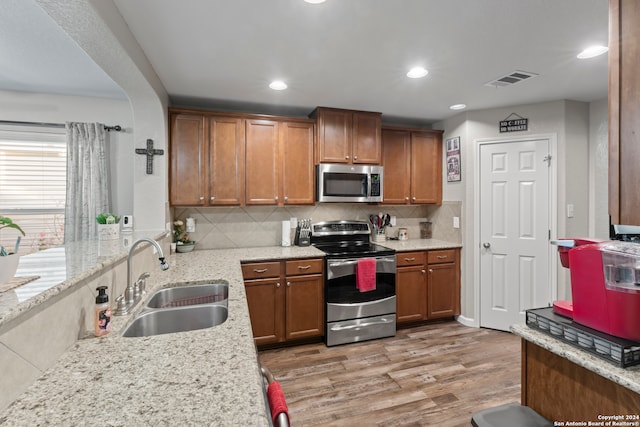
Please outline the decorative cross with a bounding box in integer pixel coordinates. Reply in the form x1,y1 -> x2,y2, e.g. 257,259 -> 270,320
135,139 -> 164,174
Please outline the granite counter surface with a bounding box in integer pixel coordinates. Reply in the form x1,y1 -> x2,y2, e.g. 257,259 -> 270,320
511,323 -> 640,394
0,245 -> 325,426
379,238 -> 462,252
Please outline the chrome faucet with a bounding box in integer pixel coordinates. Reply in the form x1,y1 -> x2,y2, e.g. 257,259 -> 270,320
113,237 -> 169,315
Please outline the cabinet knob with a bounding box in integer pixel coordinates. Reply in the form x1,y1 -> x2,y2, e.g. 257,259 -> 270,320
199,196 -> 204,201
421,269 -> 426,274
405,197 -> 409,201
429,269 -> 433,273
276,282 -> 280,288
354,155 -> 358,160
275,196 -> 279,202
412,197 -> 416,201
284,196 -> 288,202
287,281 -> 291,287
210,196 -> 215,201
345,155 -> 350,160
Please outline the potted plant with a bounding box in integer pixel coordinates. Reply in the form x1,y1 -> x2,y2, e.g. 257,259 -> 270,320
173,219 -> 196,253
0,216 -> 26,285
96,213 -> 120,240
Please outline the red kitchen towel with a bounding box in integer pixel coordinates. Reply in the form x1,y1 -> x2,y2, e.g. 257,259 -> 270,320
267,381 -> 290,426
356,258 -> 377,292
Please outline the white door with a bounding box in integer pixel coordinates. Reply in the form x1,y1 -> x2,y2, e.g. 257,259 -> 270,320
479,138 -> 551,330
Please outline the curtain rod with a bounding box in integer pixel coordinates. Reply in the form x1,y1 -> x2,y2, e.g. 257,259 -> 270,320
0,120 -> 122,132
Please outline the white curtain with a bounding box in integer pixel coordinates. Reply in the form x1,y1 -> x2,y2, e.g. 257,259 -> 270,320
64,122 -> 110,242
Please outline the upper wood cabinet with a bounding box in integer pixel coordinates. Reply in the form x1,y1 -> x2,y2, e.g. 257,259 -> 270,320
170,114 -> 206,206
169,109 -> 314,207
609,0 -> 640,226
382,127 -> 443,205
310,107 -> 382,164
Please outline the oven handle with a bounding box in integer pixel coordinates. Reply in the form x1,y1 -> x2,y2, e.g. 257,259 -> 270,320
326,256 -> 396,280
330,316 -> 394,331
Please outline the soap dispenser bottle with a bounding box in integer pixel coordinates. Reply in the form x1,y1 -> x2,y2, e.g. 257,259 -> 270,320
94,286 -> 111,336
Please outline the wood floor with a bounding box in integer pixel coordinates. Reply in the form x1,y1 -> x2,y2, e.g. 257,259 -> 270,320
259,321 -> 521,427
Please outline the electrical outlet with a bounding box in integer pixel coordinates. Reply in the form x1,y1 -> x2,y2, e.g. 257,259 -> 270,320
390,216 -> 397,226
453,217 -> 460,229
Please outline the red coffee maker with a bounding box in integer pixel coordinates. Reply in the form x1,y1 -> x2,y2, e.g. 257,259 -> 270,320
552,238 -> 640,341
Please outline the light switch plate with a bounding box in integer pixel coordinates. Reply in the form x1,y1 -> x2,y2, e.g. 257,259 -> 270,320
567,204 -> 574,218
390,216 -> 397,226
453,217 -> 460,228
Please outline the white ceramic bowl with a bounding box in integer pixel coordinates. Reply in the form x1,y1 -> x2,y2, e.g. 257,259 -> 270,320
0,254 -> 20,285
176,242 -> 196,253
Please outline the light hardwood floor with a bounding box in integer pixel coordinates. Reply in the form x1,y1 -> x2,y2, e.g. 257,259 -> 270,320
259,321 -> 521,427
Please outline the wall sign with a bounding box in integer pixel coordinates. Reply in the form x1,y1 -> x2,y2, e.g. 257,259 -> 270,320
446,136 -> 461,182
500,113 -> 528,133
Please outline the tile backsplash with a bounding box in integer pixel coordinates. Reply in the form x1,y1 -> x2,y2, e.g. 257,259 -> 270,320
174,201 -> 461,250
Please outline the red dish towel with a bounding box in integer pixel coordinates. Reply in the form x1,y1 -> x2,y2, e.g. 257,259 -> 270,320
267,381 -> 290,426
356,258 -> 377,292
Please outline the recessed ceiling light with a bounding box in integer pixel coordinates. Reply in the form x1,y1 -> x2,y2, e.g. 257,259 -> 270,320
406,67 -> 428,79
269,81 -> 287,90
304,0 -> 326,3
577,45 -> 608,59
449,104 -> 467,110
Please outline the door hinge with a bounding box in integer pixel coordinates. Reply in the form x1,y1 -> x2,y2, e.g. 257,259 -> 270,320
548,229 -> 551,240
543,154 -> 552,166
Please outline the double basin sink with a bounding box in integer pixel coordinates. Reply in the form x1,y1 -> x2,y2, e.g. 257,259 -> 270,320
122,281 -> 229,338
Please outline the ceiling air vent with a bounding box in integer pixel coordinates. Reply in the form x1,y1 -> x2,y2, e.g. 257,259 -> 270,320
485,70 -> 539,88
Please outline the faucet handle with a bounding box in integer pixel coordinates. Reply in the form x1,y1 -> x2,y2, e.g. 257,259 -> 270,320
113,295 -> 129,316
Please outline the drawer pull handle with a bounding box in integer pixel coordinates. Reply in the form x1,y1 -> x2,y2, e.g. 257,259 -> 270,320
437,255 -> 448,259
253,268 -> 268,273
297,265 -> 312,270
404,257 -> 416,261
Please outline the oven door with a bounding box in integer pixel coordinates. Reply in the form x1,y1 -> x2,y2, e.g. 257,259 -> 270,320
326,255 -> 396,303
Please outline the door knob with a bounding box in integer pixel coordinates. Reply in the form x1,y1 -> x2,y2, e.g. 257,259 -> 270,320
483,242 -> 491,248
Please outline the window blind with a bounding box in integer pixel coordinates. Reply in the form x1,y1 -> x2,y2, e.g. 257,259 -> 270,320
0,125 -> 66,254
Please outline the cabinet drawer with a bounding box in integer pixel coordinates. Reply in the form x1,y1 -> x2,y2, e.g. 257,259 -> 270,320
241,262 -> 281,279
427,249 -> 457,264
285,259 -> 323,276
396,251 -> 426,267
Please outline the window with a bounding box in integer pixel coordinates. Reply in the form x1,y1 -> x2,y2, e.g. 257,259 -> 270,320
0,125 -> 66,254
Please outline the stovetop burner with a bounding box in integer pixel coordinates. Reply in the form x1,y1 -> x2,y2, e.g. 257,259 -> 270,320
311,220 -> 395,258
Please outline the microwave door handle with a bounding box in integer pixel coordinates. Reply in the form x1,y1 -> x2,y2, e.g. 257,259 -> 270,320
366,173 -> 372,198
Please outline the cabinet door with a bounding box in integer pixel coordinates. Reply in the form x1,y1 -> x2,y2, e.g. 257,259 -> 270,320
285,274 -> 324,340
352,111 -> 382,164
245,278 -> 285,345
316,108 -> 352,164
411,132 -> 442,204
609,0 -> 640,225
396,265 -> 427,324
209,116 -> 245,205
281,122 -> 315,205
427,262 -> 460,319
245,119 -> 279,205
382,129 -> 411,204
170,114 -> 206,206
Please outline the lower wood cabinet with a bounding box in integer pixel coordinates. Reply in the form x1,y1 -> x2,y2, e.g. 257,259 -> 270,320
242,258 -> 324,346
396,248 -> 460,325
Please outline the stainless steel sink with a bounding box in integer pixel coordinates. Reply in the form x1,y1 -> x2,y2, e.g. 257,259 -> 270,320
122,304 -> 228,337
145,282 -> 228,309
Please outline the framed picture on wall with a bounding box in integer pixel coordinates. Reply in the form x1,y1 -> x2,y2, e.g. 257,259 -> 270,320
446,136 -> 461,182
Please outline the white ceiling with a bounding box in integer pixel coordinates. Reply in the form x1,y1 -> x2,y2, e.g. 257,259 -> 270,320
2,0 -> 609,125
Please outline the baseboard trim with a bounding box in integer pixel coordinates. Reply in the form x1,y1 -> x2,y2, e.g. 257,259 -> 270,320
456,315 -> 478,328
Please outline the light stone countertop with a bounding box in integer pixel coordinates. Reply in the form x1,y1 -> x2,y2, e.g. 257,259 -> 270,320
511,323 -> 640,394
378,238 -> 462,252
0,238 -> 459,426
0,245 -> 324,426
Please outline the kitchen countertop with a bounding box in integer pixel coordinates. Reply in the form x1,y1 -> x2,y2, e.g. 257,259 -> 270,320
378,238 -> 462,252
0,245 -> 324,426
511,323 -> 640,394
0,238 -> 459,425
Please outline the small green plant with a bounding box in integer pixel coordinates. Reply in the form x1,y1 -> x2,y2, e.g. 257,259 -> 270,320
96,213 -> 120,224
0,216 -> 25,256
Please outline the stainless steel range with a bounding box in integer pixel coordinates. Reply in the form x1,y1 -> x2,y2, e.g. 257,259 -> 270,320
311,220 -> 396,346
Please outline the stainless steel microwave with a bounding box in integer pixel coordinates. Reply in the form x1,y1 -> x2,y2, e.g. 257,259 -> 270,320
316,163 -> 383,203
